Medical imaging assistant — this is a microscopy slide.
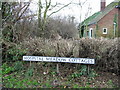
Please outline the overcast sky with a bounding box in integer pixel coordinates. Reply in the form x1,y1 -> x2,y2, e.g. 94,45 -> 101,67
30,0 -> 115,23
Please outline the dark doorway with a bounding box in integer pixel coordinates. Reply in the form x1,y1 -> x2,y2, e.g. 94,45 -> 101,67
81,26 -> 84,37
87,31 -> 89,36
91,29 -> 92,37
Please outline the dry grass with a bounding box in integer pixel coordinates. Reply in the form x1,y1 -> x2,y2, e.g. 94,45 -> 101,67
22,37 -> 119,74
78,37 -> 119,74
22,37 -> 79,57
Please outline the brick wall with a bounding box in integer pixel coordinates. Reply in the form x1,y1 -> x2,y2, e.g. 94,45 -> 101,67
97,8 -> 118,38
87,8 -> 119,38
88,24 -> 96,37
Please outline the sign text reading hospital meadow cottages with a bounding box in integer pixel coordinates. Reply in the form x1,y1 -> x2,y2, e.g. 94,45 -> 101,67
23,56 -> 95,64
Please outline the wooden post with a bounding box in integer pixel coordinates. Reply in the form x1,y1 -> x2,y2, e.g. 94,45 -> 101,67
30,61 -> 31,66
87,65 -> 90,75
57,63 -> 59,74
56,42 -> 60,74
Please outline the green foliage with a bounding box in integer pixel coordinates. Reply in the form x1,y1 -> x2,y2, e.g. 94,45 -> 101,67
44,83 -> 52,88
2,2 -> 18,42
107,80 -> 113,85
70,65 -> 87,78
2,62 -> 24,76
71,72 -> 79,78
0,67 -> 2,84
13,61 -> 24,71
2,61 -> 118,88
96,24 -> 99,30
25,65 -> 34,78
70,65 -> 97,79
80,65 -> 87,76
73,84 -> 79,88
3,74 -> 39,88
84,85 -> 91,88
2,2 -> 12,18
113,14 -> 117,24
4,45 -> 27,61
50,71 -> 57,76
107,80 -> 115,88
2,63 -> 39,88
2,63 -> 14,75
2,27 -> 13,42
88,69 -> 98,77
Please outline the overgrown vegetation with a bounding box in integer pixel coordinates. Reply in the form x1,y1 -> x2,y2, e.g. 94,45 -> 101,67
2,60 -> 119,88
1,1 -> 119,89
2,37 -> 120,88
21,37 -> 119,75
2,42 -> 27,62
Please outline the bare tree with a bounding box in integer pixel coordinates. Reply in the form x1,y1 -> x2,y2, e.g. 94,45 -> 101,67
1,1 -> 32,42
72,0 -> 92,38
44,16 -> 78,39
37,0 -> 72,37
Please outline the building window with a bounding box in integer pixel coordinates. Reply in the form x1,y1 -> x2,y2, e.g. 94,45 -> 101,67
103,28 -> 107,34
89,28 -> 93,38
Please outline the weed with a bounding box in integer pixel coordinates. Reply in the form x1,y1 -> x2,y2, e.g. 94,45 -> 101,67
70,65 -> 88,79
71,72 -> 80,78
3,72 -> 40,88
4,44 -> 27,62
73,84 -> 79,88
107,80 -> 115,88
13,61 -> 24,71
85,85 -> 91,88
43,82 -> 52,88
2,63 -> 14,75
50,71 -> 57,76
88,69 -> 98,77
25,66 -> 34,78
80,65 -> 87,76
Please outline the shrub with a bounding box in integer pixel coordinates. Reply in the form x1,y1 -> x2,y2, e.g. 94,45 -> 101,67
2,41 -> 27,62
78,37 -> 119,74
25,65 -> 34,77
13,61 -> 24,71
22,37 -> 79,57
22,37 -> 119,74
44,17 -> 79,39
2,63 -> 14,75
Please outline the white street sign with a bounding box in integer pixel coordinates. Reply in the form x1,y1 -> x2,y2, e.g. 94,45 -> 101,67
23,56 -> 95,64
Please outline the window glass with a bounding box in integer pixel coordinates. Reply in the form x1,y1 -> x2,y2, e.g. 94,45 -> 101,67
103,28 -> 107,34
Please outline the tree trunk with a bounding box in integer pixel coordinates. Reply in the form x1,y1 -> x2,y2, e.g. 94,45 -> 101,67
38,0 -> 43,37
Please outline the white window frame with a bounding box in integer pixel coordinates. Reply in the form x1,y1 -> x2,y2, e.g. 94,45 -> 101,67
103,28 -> 107,34
89,28 -> 93,38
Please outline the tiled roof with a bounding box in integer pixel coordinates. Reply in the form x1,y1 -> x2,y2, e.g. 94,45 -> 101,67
82,0 -> 119,26
81,12 -> 100,25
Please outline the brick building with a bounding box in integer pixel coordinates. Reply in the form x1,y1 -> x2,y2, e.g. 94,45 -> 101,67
80,0 -> 120,38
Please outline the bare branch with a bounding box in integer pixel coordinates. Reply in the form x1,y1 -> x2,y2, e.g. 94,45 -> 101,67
19,13 -> 37,20
15,3 -> 27,19
15,2 -> 30,22
82,0 -> 88,5
44,0 -> 51,20
49,2 -> 58,10
48,2 -> 72,18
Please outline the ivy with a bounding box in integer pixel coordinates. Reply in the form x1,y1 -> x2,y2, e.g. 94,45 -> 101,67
113,14 -> 117,25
